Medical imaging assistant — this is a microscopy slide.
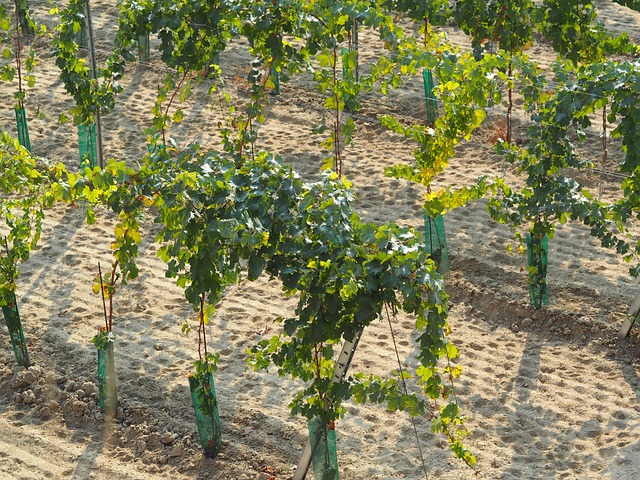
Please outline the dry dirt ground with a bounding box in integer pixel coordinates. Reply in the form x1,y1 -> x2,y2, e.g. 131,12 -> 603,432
0,1 -> 639,479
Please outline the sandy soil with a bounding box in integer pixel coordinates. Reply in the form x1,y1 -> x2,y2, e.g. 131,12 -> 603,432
1,1 -> 639,479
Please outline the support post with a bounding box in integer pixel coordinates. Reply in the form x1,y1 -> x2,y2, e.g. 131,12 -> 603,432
83,0 -> 104,169
292,329 -> 363,480
619,290 -> 640,340
352,17 -> 359,84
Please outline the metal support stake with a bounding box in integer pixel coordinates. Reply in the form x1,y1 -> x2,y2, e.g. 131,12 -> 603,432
353,18 -> 359,84
292,329 -> 363,480
84,0 -> 104,169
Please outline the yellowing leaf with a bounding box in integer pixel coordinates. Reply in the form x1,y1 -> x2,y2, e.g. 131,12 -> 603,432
203,304 -> 216,325
172,108 -> 184,123
339,279 -> 358,301
321,156 -> 334,171
442,81 -> 460,91
129,230 -> 142,244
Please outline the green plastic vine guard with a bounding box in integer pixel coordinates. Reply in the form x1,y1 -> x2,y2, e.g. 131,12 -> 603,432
78,123 -> 98,169
271,64 -> 280,95
340,47 -> 359,109
1,291 -> 30,367
188,371 -> 222,457
341,48 -> 349,80
308,417 -> 339,480
424,212 -> 449,277
17,0 -> 34,36
15,108 -> 31,152
138,34 -> 150,62
525,233 -> 549,309
76,17 -> 88,48
97,339 -> 117,415
422,69 -> 438,125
